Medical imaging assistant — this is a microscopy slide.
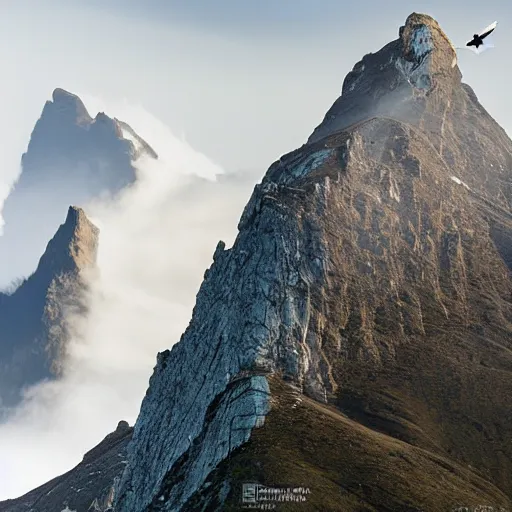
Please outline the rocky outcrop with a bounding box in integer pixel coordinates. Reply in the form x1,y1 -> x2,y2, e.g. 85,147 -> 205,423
0,206 -> 98,410
114,12 -> 512,512
307,12 -> 460,144
0,420 -> 133,512
0,88 -> 157,287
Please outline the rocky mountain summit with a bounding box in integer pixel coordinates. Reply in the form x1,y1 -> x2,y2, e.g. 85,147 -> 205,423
113,12 -> 512,511
0,420 -> 133,512
0,206 -> 98,410
20,88 -> 157,188
2,11 -> 512,512
0,88 -> 157,287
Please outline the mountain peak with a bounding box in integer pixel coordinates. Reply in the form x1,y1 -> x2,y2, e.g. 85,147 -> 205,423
309,12 -> 460,144
400,12 -> 456,69
47,87 -> 92,126
0,207 -> 99,409
114,13 -> 512,512
36,205 -> 99,276
52,87 -> 81,102
0,88 -> 157,286
23,87 -> 157,171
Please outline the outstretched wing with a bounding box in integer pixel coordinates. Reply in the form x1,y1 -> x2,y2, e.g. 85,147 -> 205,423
478,20 -> 497,39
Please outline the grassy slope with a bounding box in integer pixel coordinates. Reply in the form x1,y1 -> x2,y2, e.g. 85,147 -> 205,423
186,376 -> 511,512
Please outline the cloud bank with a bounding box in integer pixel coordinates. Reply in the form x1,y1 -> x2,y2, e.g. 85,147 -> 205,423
0,100 -> 260,500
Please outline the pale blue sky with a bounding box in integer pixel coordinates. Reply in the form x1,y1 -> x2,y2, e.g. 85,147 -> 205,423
0,0 -> 509,174
68,0 -> 511,158
65,0 -> 506,35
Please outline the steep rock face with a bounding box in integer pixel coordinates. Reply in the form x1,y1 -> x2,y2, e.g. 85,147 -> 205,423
0,88 -> 157,287
113,12 -> 512,511
0,420 -> 133,512
0,206 -> 98,410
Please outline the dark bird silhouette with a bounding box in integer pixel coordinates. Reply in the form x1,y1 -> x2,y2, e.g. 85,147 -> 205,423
466,21 -> 497,48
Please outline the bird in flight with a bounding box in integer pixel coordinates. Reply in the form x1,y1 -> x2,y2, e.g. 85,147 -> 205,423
466,21 -> 497,49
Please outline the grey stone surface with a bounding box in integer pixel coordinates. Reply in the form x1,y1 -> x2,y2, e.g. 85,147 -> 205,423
147,376 -> 270,511
114,147 -> 337,509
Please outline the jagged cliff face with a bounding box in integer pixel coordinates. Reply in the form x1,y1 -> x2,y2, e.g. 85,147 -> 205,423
114,13 -> 512,512
0,206 -> 98,410
0,88 -> 157,287
0,421 -> 133,512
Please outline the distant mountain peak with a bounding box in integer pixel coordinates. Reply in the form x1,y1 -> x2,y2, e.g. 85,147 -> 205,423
48,87 -> 93,126
0,207 -> 99,408
52,87 -> 83,103
22,87 -> 158,176
0,87 -> 157,286
36,205 -> 99,277
39,91 -> 158,160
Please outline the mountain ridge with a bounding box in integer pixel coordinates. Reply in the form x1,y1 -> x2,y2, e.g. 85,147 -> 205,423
0,87 -> 157,288
0,206 -> 99,409
114,12 -> 512,511
21,87 -> 157,177
0,420 -> 133,512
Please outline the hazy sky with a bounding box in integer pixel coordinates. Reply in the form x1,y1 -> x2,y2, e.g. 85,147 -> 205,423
0,0 -> 510,501
0,0 -> 509,181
